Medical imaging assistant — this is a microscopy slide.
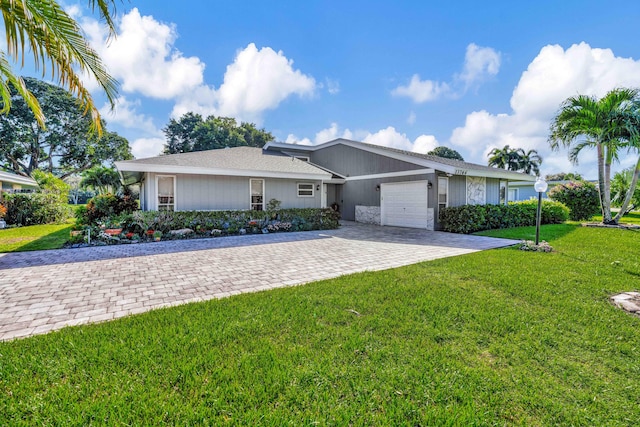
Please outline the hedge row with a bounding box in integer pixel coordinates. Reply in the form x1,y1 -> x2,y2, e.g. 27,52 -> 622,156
74,207 -> 341,243
2,192 -> 71,226
439,199 -> 569,234
121,208 -> 341,235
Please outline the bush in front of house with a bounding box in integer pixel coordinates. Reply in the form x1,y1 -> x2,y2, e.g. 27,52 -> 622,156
74,207 -> 341,245
2,192 -> 71,226
547,180 -> 600,221
76,191 -> 138,226
116,208 -> 340,234
2,171 -> 73,226
439,200 -> 569,234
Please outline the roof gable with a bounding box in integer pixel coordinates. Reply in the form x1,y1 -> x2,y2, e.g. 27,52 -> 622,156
265,139 -> 537,181
116,147 -> 332,180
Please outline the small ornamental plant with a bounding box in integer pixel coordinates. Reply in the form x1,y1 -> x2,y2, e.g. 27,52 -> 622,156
0,203 -> 7,219
518,240 -> 553,253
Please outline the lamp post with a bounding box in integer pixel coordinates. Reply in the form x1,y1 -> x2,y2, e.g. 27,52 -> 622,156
534,176 -> 548,245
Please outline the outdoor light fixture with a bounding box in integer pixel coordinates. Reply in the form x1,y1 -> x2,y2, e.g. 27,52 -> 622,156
376,184 -> 380,191
427,181 -> 433,189
534,176 -> 548,245
316,184 -> 320,191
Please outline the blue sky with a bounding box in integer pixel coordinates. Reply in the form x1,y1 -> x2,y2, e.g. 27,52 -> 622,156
65,0 -> 640,178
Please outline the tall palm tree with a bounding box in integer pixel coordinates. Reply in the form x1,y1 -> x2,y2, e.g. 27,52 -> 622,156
612,107 -> 640,222
488,145 -> 518,170
549,88 -> 640,224
516,148 -> 543,176
0,0 -> 119,133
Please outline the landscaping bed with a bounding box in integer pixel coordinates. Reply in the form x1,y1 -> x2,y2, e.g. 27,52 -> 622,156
69,208 -> 341,247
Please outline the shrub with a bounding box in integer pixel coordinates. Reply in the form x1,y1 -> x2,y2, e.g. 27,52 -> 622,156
548,180 -> 600,221
439,200 -> 569,234
31,170 -> 70,204
2,192 -> 71,226
79,192 -> 138,225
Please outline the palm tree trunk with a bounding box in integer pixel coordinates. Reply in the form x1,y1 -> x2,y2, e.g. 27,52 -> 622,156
604,150 -> 614,223
597,143 -> 613,223
613,156 -> 640,223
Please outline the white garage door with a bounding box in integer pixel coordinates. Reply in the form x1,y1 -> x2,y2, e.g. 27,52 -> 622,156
380,181 -> 429,228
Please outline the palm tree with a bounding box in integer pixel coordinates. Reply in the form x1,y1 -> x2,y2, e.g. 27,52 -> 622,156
0,0 -> 119,133
80,165 -> 121,195
549,88 -> 640,224
488,145 -> 518,170
612,108 -> 640,222
516,148 -> 543,175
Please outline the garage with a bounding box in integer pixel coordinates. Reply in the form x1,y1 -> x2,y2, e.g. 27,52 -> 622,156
380,181 -> 430,228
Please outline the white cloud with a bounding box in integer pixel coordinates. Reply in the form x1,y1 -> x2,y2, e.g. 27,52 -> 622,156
171,43 -> 317,123
130,137 -> 165,159
391,74 -> 450,103
215,43 -> 316,119
407,111 -> 416,125
392,43 -> 501,103
286,123 -> 439,154
99,96 -> 159,134
456,43 -> 501,90
449,42 -> 640,178
412,135 -> 439,154
326,78 -> 340,95
84,8 -> 205,99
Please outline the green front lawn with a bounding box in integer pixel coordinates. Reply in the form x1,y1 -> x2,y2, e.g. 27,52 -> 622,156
1,225 -> 639,425
0,223 -> 73,252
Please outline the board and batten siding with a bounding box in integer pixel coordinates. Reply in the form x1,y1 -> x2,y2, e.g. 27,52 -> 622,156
144,173 -> 321,211
486,178 -> 501,204
446,176 -> 501,206
310,144 -> 424,177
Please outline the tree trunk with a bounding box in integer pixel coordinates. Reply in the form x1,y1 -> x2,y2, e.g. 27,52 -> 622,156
604,150 -> 614,223
613,156 -> 640,224
597,143 -> 613,223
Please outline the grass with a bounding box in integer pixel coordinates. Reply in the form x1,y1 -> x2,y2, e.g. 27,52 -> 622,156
1,225 -> 640,425
0,222 -> 73,252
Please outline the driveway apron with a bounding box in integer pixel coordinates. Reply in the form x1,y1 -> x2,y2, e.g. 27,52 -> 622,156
0,222 -> 519,341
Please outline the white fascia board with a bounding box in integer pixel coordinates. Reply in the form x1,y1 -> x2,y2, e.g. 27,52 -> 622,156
115,162 -> 331,181
345,168 -> 435,181
0,171 -> 38,187
464,170 -> 537,181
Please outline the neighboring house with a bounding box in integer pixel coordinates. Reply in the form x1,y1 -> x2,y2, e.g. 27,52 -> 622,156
115,139 -> 536,230
0,170 -> 39,195
507,179 -> 598,201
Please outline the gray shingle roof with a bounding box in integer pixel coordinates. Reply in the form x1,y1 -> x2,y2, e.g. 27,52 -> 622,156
117,147 -> 331,177
355,140 -> 534,179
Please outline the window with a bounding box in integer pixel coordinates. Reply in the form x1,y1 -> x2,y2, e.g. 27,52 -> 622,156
508,188 -> 519,201
438,177 -> 448,210
156,175 -> 175,211
499,180 -> 507,204
297,183 -> 314,197
250,179 -> 264,211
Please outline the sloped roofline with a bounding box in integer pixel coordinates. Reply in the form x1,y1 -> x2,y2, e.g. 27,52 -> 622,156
0,170 -> 39,187
264,138 -> 537,181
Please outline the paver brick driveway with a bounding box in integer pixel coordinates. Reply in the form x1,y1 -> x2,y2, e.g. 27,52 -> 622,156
0,222 -> 519,341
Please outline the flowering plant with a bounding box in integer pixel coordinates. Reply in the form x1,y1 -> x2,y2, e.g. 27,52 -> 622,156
0,204 -> 6,219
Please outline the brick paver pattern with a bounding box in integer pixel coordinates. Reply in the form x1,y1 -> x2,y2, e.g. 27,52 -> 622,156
0,222 -> 519,341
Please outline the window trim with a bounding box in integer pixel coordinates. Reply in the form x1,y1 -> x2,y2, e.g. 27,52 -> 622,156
438,176 -> 449,209
508,187 -> 519,202
156,174 -> 176,211
297,182 -> 315,198
250,178 -> 265,211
